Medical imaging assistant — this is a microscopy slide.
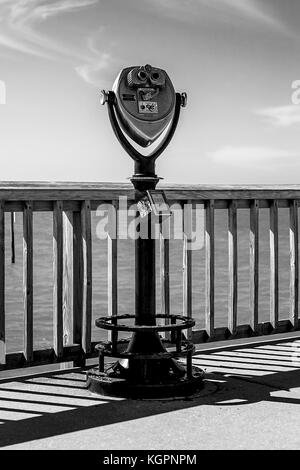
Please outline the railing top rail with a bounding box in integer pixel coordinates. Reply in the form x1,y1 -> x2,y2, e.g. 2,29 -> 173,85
0,182 -> 300,200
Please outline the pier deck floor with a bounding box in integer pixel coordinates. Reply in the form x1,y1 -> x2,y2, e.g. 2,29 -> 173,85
1,336 -> 300,449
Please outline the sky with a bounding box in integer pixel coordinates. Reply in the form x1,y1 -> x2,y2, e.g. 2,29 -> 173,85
0,0 -> 300,184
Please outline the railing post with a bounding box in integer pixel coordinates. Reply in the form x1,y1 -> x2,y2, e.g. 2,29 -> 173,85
108,200 -> 118,349
10,212 -> 15,264
0,201 -> 5,364
73,210 -> 84,366
160,214 -> 170,339
63,210 -> 73,347
228,200 -> 238,335
53,201 -> 64,358
270,200 -> 279,329
250,200 -> 259,332
183,200 -> 193,340
23,201 -> 33,362
289,200 -> 299,328
205,199 -> 215,337
81,201 -> 92,355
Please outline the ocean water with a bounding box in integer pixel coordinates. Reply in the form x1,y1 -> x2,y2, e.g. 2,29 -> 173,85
4,207 -> 293,353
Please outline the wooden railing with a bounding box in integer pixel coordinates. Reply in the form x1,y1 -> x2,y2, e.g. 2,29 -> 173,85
0,182 -> 300,371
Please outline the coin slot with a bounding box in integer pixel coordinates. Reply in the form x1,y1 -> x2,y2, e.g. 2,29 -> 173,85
122,94 -> 136,101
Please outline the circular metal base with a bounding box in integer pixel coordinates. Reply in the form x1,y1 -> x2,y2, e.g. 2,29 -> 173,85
86,365 -> 205,399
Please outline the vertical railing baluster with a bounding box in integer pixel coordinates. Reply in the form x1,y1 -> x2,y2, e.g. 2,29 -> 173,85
183,200 -> 192,340
270,200 -> 279,328
53,201 -> 63,358
73,211 -> 83,352
10,212 -> 15,264
63,211 -> 73,346
250,200 -> 259,332
23,201 -> 33,362
0,202 -> 5,364
108,200 -> 118,349
81,201 -> 92,354
228,200 -> 238,335
160,215 -> 170,339
205,200 -> 215,337
289,200 -> 299,328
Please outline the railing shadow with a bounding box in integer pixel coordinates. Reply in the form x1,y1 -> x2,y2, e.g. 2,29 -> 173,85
0,340 -> 300,448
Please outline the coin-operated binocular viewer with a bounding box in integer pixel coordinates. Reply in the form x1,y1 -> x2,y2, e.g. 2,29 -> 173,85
87,64 -> 204,398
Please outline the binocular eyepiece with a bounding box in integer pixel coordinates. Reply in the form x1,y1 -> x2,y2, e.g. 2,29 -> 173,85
127,64 -> 166,90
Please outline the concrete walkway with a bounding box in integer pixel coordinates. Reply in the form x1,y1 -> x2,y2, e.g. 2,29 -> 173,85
1,337 -> 300,449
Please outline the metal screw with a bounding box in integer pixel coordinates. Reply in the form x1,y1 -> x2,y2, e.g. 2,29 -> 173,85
100,89 -> 108,105
180,92 -> 187,108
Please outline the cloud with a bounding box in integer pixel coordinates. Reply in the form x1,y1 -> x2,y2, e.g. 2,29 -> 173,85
75,53 -> 112,86
256,105 -> 300,127
74,29 -> 115,86
215,0 -> 282,27
0,0 -> 114,86
0,0 -> 99,58
0,0 -> 113,86
0,31 -> 44,56
29,0 -> 98,21
148,0 -> 289,35
210,146 -> 298,167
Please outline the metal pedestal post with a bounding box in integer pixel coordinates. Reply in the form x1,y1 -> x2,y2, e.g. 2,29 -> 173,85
86,175 -> 204,398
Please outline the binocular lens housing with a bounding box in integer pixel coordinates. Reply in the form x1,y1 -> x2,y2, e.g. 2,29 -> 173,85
113,64 -> 175,147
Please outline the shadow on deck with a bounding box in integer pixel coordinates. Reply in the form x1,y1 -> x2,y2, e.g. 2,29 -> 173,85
1,338 -> 300,449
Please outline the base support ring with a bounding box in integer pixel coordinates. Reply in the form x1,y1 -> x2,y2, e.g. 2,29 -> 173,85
86,364 -> 205,399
